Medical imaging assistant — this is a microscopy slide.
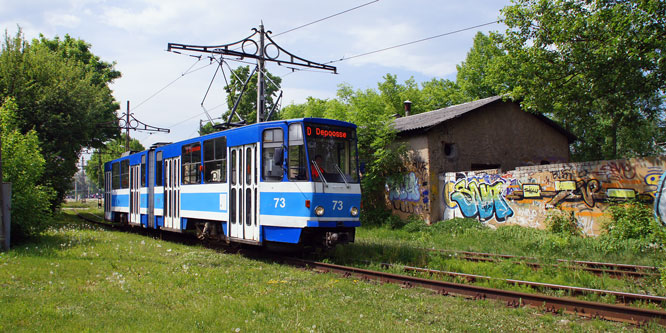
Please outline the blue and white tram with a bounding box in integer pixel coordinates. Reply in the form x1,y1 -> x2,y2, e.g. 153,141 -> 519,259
104,118 -> 361,248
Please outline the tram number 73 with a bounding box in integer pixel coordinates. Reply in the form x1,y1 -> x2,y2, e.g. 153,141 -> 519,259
274,197 -> 286,208
332,200 -> 343,211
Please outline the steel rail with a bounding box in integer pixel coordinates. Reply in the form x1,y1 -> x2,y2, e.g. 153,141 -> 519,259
283,257 -> 666,326
390,264 -> 666,305
431,249 -> 660,278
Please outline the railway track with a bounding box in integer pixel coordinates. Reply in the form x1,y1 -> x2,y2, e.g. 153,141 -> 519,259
282,257 -> 666,326
74,213 -> 666,326
430,249 -> 660,279
380,262 -> 666,305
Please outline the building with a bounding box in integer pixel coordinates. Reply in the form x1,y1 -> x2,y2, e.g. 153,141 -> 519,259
387,96 -> 575,223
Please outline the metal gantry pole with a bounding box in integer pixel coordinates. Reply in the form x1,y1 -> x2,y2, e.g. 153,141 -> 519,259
256,23 -> 266,123
167,23 -> 337,127
126,101 -> 131,151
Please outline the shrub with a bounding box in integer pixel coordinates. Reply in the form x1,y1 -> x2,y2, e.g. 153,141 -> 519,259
429,217 -> 487,235
545,209 -> 581,237
603,201 -> 663,243
1,98 -> 55,242
403,215 -> 429,232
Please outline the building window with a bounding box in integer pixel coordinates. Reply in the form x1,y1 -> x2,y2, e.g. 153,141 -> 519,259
262,128 -> 284,181
442,142 -> 458,159
182,143 -> 202,184
203,137 -> 227,183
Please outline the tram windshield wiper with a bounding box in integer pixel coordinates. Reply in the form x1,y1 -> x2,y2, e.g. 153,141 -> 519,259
334,164 -> 349,188
311,160 -> 328,186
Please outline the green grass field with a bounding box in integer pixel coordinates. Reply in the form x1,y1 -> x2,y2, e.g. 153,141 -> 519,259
0,211 -> 651,332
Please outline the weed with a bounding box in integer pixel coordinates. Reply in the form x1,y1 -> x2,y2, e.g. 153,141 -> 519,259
545,209 -> 581,237
600,201 -> 666,253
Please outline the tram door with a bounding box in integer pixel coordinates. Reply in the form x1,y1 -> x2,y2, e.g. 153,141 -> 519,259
164,157 -> 181,229
129,164 -> 141,224
229,144 -> 259,241
104,171 -> 112,220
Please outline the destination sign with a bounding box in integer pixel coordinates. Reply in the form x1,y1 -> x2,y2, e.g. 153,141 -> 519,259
305,124 -> 353,140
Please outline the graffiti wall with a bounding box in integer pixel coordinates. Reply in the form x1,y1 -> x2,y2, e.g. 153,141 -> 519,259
386,154 -> 431,221
440,156 -> 666,235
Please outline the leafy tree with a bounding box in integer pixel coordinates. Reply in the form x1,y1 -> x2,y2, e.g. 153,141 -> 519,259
495,0 -> 666,160
0,30 -> 120,206
456,32 -> 507,100
420,78 -> 466,111
86,134 -> 145,188
1,98 -> 55,241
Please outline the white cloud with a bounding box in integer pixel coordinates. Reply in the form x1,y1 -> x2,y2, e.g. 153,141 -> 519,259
45,13 -> 80,28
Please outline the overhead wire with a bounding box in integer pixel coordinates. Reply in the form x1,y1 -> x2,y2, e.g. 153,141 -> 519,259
272,0 -> 380,37
131,57 -> 212,112
326,20 -> 501,64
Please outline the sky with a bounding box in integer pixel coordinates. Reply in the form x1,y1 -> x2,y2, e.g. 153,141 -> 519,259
1,0 -> 510,160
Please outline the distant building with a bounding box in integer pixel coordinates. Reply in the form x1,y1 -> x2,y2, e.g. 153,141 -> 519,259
387,96 -> 575,223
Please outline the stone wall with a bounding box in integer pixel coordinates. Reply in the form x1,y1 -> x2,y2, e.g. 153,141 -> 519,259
440,156 -> 666,235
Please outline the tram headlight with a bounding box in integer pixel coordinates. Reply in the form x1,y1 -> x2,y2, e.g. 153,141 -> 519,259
315,206 -> 325,216
350,206 -> 359,217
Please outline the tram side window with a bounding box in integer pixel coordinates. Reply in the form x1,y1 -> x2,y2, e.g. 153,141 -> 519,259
112,162 -> 120,189
262,128 -> 284,181
120,160 -> 129,189
203,137 -> 227,183
182,143 -> 202,184
141,155 -> 146,187
288,123 -> 307,181
155,151 -> 163,186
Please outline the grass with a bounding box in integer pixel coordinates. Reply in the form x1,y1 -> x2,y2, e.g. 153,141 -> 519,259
326,223 -> 666,308
0,212 -> 648,331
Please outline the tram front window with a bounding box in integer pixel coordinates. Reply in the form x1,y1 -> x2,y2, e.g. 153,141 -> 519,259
304,123 -> 359,183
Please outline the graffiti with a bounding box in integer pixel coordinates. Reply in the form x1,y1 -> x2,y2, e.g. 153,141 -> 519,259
449,178 -> 514,222
522,184 -> 541,198
439,157 -> 666,235
507,179 -> 601,208
387,154 -> 431,219
597,161 -> 636,180
387,172 -> 420,202
548,179 -> 601,208
551,168 -> 587,180
655,171 -> 666,226
577,216 -> 595,236
512,206 -> 540,229
644,168 -> 663,197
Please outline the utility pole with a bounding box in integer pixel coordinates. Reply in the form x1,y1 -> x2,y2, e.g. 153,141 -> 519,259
168,23 -> 336,126
126,101 -> 131,151
81,155 -> 86,201
256,23 -> 266,123
117,100 -> 170,152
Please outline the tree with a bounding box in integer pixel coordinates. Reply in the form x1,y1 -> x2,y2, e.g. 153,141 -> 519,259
0,30 -> 120,206
1,98 -> 55,241
495,0 -> 666,160
86,134 -> 145,188
420,78 -> 466,111
456,32 -> 507,100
